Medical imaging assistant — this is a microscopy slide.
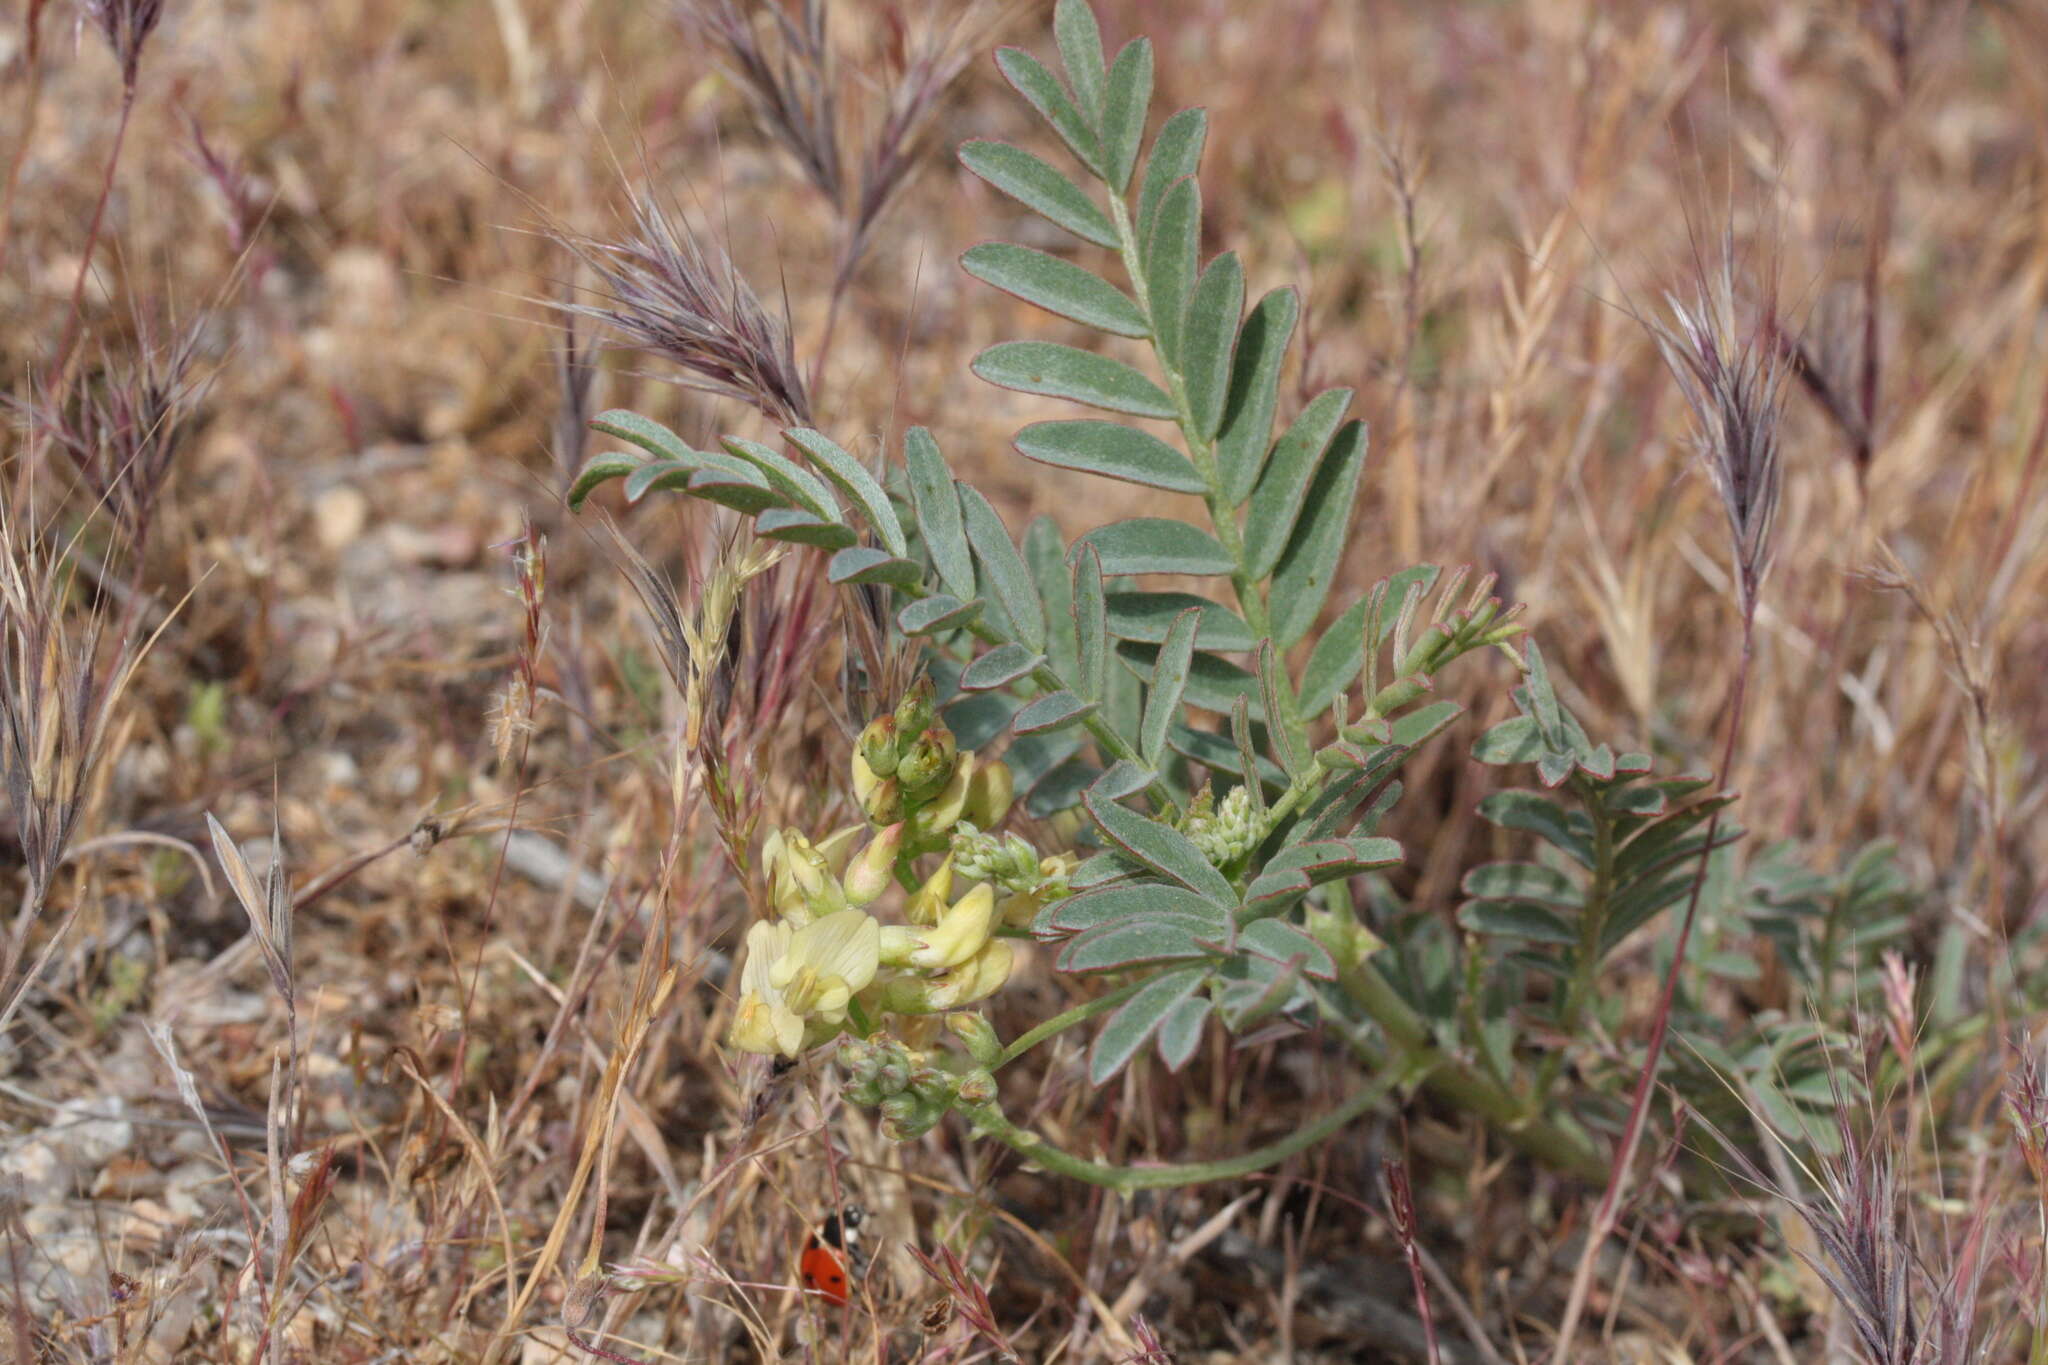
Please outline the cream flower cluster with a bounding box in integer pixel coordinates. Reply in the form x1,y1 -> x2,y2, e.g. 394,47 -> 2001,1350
728,683 -> 1053,1060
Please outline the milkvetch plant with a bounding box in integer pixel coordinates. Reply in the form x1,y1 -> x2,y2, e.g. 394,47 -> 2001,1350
562,0 -> 1762,1188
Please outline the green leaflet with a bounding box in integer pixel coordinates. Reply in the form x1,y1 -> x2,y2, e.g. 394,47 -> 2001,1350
958,140 -> 1118,248
963,242 -> 1148,338
1269,419 -> 1368,646
1181,252 -> 1244,441
1014,420 -> 1204,493
972,341 -> 1174,418
1216,289 -> 1299,504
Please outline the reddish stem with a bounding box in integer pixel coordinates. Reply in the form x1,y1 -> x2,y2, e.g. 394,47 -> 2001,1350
54,85 -> 138,382
1549,612 -> 1755,1363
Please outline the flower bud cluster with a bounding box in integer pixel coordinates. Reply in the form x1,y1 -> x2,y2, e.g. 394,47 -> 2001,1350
1182,784 -> 1259,867
838,1035 -> 996,1140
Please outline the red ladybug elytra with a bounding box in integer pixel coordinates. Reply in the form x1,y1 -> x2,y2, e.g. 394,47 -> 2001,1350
799,1206 -> 865,1307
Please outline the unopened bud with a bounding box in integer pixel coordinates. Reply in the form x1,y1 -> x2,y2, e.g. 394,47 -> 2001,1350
910,755 -> 974,840
955,1069 -> 998,1106
897,726 -> 958,797
843,823 -> 903,905
858,717 -> 900,778
947,1012 -> 1002,1068
893,678 -> 937,741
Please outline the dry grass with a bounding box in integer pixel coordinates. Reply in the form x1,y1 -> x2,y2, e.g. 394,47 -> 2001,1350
2,0 -> 2046,1360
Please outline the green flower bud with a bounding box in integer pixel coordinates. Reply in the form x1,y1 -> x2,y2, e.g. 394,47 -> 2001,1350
896,726 -> 958,797
947,1012 -> 1002,1068
955,1069 -> 997,1106
858,717 -> 900,778
892,678 -> 937,742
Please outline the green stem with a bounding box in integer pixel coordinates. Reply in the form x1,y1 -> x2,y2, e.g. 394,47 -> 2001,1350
965,1061 -> 1417,1192
993,978 -> 1146,1070
1335,958 -> 1606,1181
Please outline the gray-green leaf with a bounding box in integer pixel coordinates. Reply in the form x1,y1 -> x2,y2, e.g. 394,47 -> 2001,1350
957,487 -> 1047,650
1099,39 -> 1153,193
1243,388 -> 1352,578
958,140 -> 1118,248
1138,108 -> 1205,251
903,429 -> 974,600
1144,177 -> 1200,367
1085,790 -> 1236,906
1070,544 -> 1108,700
1015,691 -> 1096,736
995,46 -> 1100,174
1080,519 -> 1234,576
1217,289 -> 1299,504
783,428 -> 907,556
963,243 -> 1148,338
1182,252 -> 1244,440
1015,420 -> 1204,493
1269,419 -> 1367,646
1091,967 -> 1205,1084
1140,607 -> 1200,766
1053,0 -> 1107,123
1106,592 -> 1254,652
972,341 -> 1174,418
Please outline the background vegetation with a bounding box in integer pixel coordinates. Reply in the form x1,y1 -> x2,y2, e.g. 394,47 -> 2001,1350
3,0 -> 2045,1360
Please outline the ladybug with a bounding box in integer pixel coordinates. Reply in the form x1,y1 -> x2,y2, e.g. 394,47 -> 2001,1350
799,1205 -> 865,1307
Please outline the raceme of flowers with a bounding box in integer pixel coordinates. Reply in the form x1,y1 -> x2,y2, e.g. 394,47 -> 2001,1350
728,682 -> 1075,1061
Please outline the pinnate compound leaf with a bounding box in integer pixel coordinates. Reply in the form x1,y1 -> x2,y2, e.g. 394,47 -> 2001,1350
995,46 -> 1100,173
1140,607 -> 1200,767
1015,420 -> 1204,493
1080,519 -> 1234,576
959,140 -> 1118,248
958,487 -> 1047,650
963,243 -> 1146,337
1099,38 -> 1153,193
903,429 -> 974,600
1243,388 -> 1353,577
1217,289 -> 1300,504
1269,419 -> 1368,646
1181,252 -> 1244,440
974,341 -> 1174,418
1085,788 -> 1236,906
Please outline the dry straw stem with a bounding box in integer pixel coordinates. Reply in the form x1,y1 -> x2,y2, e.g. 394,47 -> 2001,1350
1551,242 -> 1789,1364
